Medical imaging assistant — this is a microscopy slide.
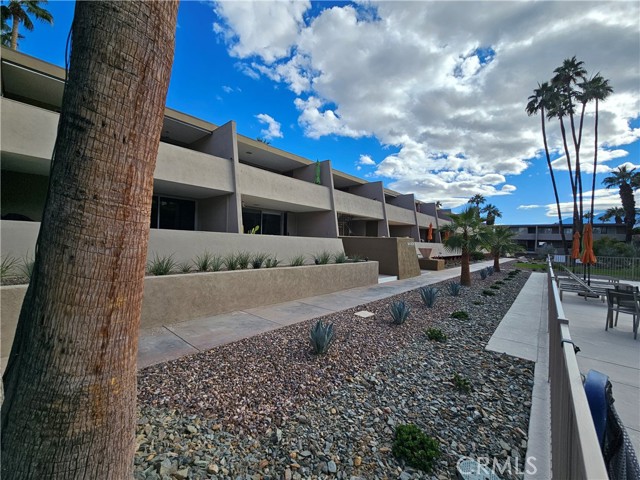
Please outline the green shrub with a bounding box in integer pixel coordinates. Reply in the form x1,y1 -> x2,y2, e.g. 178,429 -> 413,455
237,251 -> 251,269
452,373 -> 471,393
209,255 -> 224,271
482,289 -> 496,296
333,251 -> 347,263
251,253 -> 269,269
1,255 -> 18,280
224,253 -> 240,270
313,251 -> 332,265
390,300 -> 411,325
147,253 -> 176,276
494,280 -> 505,285
309,320 -> 335,355
446,281 -> 462,296
425,328 -> 447,342
490,284 -> 500,290
471,251 -> 485,261
194,251 -> 216,272
419,286 -> 439,308
392,424 -> 440,472
472,300 -> 484,305
349,254 -> 364,262
265,256 -> 281,268
450,311 -> 469,320
289,254 -> 306,267
178,262 -> 192,273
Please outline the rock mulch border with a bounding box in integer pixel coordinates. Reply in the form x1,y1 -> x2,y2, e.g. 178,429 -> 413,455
136,268 -> 534,480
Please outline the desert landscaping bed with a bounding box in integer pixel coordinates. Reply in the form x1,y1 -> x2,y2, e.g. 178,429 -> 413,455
135,268 -> 534,480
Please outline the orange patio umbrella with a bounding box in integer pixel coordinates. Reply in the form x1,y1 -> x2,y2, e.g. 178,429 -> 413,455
427,223 -> 433,241
581,224 -> 597,265
571,231 -> 581,259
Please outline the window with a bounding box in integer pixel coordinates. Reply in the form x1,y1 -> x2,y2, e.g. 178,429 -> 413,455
242,208 -> 283,235
150,195 -> 195,230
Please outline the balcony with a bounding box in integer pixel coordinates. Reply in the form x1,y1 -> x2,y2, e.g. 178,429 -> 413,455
333,190 -> 384,219
386,204 -> 416,225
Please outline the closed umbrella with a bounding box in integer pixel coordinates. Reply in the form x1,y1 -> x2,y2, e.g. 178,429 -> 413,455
427,223 -> 433,241
571,231 -> 581,260
581,224 -> 597,285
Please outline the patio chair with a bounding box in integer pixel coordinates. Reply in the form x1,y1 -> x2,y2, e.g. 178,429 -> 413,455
605,289 -> 639,339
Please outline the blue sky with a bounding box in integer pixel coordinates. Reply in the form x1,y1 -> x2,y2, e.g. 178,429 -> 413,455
13,1 -> 640,225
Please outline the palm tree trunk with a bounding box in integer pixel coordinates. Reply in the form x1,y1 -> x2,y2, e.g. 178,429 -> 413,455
559,117 -> 579,235
620,183 -> 635,243
10,14 -> 19,49
1,2 -> 178,478
493,253 -> 500,273
589,99 -> 599,225
541,111 -> 568,254
460,250 -> 471,286
569,111 -> 584,230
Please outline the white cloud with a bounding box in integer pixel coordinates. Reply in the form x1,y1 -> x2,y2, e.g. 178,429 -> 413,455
518,205 -> 542,210
212,1 -> 640,204
212,1 -> 310,64
544,189 -> 640,218
255,113 -> 283,140
357,154 -> 375,166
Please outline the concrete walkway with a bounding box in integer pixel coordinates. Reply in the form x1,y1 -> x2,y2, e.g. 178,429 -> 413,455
137,260 -> 506,368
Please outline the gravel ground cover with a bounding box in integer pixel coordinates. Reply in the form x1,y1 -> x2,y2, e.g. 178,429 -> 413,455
136,268 -> 534,480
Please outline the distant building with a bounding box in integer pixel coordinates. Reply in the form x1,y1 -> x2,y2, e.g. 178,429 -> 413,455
505,223 -> 626,253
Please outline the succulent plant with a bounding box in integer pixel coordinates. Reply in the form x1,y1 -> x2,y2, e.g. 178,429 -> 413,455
450,310 -> 469,320
425,328 -> 447,342
392,424 -> 440,472
419,286 -> 439,308
446,281 -> 462,296
309,319 -> 335,354
480,268 -> 488,280
390,300 -> 411,325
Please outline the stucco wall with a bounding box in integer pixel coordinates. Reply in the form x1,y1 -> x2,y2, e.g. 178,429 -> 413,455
1,261 -> 378,360
341,236 -> 420,279
0,221 -> 345,266
334,190 -> 385,219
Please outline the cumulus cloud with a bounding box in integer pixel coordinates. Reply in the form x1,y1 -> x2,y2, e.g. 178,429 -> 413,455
212,1 -> 640,205
544,189 -> 640,218
255,113 -> 283,140
358,154 -> 376,166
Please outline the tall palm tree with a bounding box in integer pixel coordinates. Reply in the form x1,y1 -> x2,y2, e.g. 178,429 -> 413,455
578,74 -> 613,223
526,81 -> 568,254
1,0 -> 53,50
481,204 -> 502,226
479,226 -> 522,273
441,206 -> 484,286
1,2 -> 178,477
602,166 -> 640,242
547,87 -> 580,236
552,57 -> 587,224
467,194 -> 485,208
599,207 -> 624,224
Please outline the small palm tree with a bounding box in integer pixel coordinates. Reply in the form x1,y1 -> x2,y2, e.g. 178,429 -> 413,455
441,206 -> 484,286
1,0 -> 53,50
481,204 -> 502,226
599,207 -> 624,224
479,226 -> 523,273
602,166 -> 640,242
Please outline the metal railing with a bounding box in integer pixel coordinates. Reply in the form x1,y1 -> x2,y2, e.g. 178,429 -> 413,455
553,255 -> 640,281
547,259 -> 608,478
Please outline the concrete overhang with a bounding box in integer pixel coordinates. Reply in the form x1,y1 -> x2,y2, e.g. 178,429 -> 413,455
237,136 -> 314,173
240,194 -> 328,213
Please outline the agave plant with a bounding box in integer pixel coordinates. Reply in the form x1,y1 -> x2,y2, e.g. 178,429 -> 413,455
147,253 -> 176,276
313,251 -> 332,265
486,266 -> 494,276
251,252 -> 269,269
446,281 -> 462,296
309,319 -> 335,354
480,268 -> 488,280
333,251 -> 347,263
390,300 -> 411,325
265,256 -> 281,268
419,286 -> 439,308
236,251 -> 251,269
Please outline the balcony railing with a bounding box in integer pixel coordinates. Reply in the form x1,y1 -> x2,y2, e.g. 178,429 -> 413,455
553,256 -> 640,281
546,259 -> 608,478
